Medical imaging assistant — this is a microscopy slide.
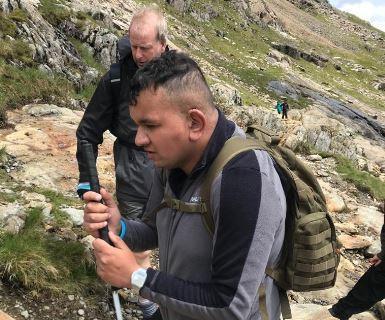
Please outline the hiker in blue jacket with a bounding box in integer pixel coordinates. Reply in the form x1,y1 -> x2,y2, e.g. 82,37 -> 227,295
276,100 -> 283,114
76,6 -> 167,319
82,51 -> 286,320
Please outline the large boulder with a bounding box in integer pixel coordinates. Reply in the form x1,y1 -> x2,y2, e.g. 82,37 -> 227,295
338,234 -> 372,250
211,83 -> 243,107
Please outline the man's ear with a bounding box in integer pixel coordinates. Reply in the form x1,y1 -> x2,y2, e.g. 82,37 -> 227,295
187,108 -> 206,142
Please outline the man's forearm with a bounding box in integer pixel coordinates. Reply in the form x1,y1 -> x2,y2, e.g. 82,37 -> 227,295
121,218 -> 158,252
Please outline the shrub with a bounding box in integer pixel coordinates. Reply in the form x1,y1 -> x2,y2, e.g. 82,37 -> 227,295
8,9 -> 29,23
38,0 -> 71,26
336,156 -> 385,201
0,59 -> 73,126
0,207 -> 101,293
0,39 -> 34,65
0,12 -> 17,37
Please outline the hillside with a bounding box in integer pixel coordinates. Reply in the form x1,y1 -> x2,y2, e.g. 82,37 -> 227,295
0,0 -> 385,319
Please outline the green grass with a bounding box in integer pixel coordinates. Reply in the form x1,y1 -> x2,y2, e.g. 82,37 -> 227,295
150,0 -> 385,112
76,83 -> 98,101
344,12 -> 377,32
0,154 -> 97,294
69,37 -> 105,74
164,1 -> 287,107
69,37 -> 105,100
0,39 -> 34,65
0,207 -> 102,294
289,141 -> 385,201
8,8 -> 29,23
293,140 -> 319,155
0,12 -> 17,37
0,59 -> 73,125
33,188 -> 82,228
38,0 -> 71,26
336,156 -> 385,201
0,190 -> 18,204
293,47 -> 385,111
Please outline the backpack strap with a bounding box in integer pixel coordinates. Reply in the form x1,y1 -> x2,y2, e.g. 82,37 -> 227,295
258,285 -> 269,320
161,137 -> 266,234
162,193 -> 207,213
200,136 -> 266,235
109,62 -> 121,107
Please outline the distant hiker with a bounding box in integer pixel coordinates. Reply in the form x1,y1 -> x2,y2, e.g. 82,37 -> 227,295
276,100 -> 283,114
329,204 -> 385,320
282,99 -> 289,119
82,51 -> 287,320
76,5 -> 168,320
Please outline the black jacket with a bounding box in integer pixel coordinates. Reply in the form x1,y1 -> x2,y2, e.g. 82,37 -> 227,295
76,54 -> 139,183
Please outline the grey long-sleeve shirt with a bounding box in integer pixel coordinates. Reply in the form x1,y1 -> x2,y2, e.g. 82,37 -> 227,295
123,111 -> 286,320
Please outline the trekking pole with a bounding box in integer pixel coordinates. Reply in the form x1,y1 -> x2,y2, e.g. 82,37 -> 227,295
81,140 -> 123,320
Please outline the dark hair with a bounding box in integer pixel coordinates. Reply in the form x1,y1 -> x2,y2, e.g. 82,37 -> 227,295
127,50 -> 214,110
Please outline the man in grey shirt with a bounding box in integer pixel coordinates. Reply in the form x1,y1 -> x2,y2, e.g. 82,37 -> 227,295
83,51 -> 286,320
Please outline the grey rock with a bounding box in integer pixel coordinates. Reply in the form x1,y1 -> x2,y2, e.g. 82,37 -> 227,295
307,154 -> 323,162
22,104 -> 62,117
271,42 -> 329,67
61,207 -> 84,226
374,82 -> 385,91
3,215 -> 25,234
77,309 -> 85,316
211,83 -> 243,107
0,203 -> 26,234
366,239 -> 382,257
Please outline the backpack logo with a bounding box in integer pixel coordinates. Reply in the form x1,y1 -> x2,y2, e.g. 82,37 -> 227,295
190,196 -> 201,203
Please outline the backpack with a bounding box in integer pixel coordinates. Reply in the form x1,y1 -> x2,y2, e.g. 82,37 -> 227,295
162,125 -> 340,319
276,102 -> 283,114
109,35 -> 131,105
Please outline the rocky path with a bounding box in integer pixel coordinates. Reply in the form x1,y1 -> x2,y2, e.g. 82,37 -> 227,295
0,310 -> 15,320
0,104 -> 384,319
0,104 -> 116,195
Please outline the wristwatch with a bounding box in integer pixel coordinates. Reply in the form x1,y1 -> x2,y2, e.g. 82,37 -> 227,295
131,268 -> 147,294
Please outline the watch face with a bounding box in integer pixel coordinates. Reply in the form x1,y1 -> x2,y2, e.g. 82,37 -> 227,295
132,268 -> 147,290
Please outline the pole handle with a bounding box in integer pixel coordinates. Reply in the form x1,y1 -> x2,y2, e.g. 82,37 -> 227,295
81,140 -> 113,246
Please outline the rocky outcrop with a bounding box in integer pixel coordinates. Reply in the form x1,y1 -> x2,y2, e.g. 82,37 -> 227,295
165,0 -> 192,14
288,0 -> 332,12
0,0 -> 120,89
211,83 -> 243,107
271,42 -> 329,67
0,104 -> 115,193
374,82 -> 385,91
267,80 -> 385,143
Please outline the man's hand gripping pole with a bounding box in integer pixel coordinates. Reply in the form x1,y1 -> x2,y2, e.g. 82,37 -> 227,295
80,140 -> 122,320
80,140 -> 112,244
